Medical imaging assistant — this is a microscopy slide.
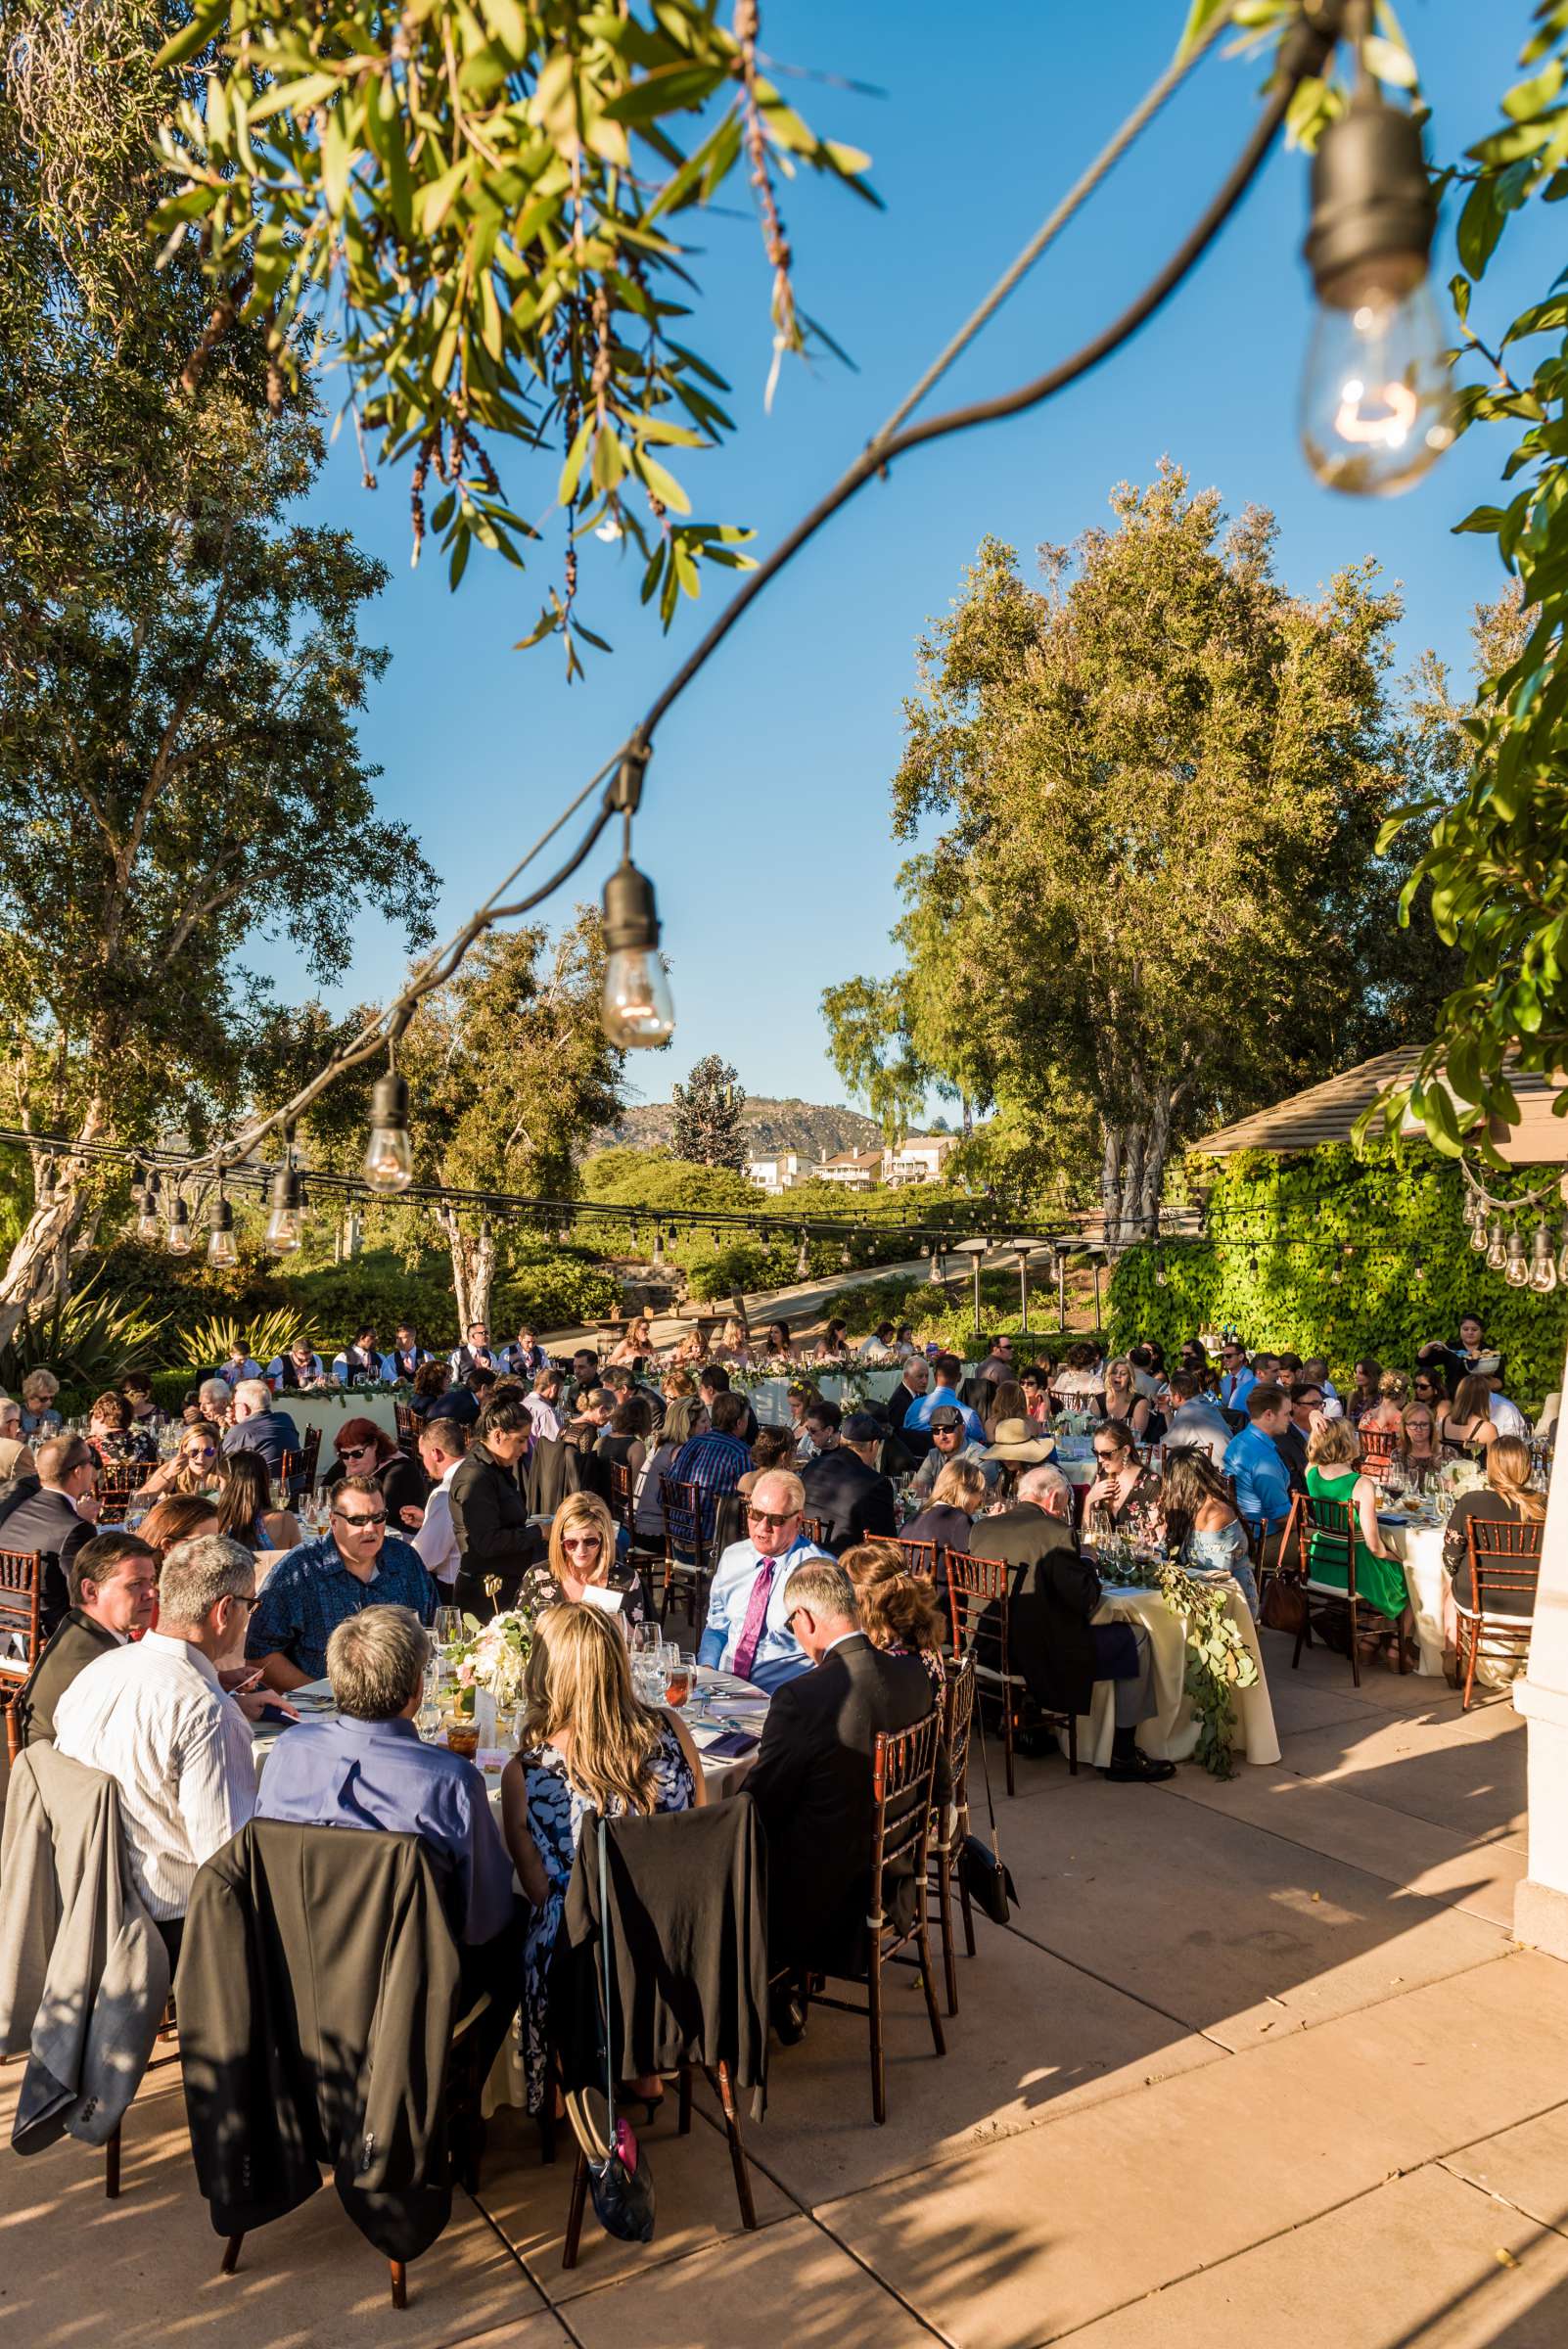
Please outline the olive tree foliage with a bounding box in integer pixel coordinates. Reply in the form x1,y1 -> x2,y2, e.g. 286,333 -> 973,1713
290,915 -> 625,1330
823,467 -> 1458,1246
0,0 -> 438,1342
153,0 -> 877,674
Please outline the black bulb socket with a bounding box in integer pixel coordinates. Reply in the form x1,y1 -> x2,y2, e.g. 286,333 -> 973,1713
602,858 -> 662,953
1305,94 -> 1436,309
369,1069 -> 410,1130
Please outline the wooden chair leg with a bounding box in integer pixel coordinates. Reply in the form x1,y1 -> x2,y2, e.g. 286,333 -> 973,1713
915,1903 -> 947,2063
868,1934 -> 887,2127
1348,1593 -> 1361,1688
220,2233 -> 245,2277
562,2150 -> 590,2270
936,1847 -> 959,2017
1065,1708 -> 1078,1778
105,2124 -> 120,2200
1002,1695 -> 1016,1799
389,2260 -> 407,2310
958,1852 -> 977,1958
1462,1616 -> 1480,1711
714,2061 -> 758,2230
677,2061 -> 693,2137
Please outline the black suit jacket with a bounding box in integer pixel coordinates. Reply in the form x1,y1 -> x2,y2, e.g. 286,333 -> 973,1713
14,1607 -> 119,1746
0,1484 -> 94,1635
798,1447 -> 898,1554
448,1445 -> 540,1607
967,1501 -> 1102,1718
1274,1422 -> 1309,1496
746,1633 -> 936,1974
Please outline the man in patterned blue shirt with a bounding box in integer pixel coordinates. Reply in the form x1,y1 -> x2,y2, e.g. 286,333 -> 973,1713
669,1391 -> 753,1539
248,1474 -> 436,1691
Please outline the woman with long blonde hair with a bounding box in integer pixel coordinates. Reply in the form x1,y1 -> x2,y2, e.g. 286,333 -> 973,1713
1101,1357 -> 1151,1441
518,1491 -> 644,1621
140,1419 -> 222,1497
499,1606 -> 703,2115
1444,1434 -> 1546,1615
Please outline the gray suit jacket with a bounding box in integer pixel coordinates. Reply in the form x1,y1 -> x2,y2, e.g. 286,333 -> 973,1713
0,1744 -> 169,2151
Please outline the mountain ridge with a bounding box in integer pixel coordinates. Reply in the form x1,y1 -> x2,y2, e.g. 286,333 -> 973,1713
592,1095 -> 889,1162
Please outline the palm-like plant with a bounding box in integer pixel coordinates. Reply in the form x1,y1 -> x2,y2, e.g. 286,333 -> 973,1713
176,1309 -> 320,1375
0,1269 -> 168,1391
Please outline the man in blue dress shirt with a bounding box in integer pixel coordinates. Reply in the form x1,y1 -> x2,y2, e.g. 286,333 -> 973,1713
698,1469 -> 831,1692
902,1352 -> 987,1447
256,1603 -> 521,2059
1223,1384 -> 1294,1552
1219,1341 -> 1259,1413
247,1474 -> 436,1690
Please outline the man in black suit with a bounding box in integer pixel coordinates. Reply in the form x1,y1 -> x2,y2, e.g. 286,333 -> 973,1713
746,1557 -> 936,2005
972,1466 -> 1172,1783
798,1405 -> 898,1553
13,1531 -> 158,1745
1272,1381 -> 1322,1497
0,1434 -> 101,1635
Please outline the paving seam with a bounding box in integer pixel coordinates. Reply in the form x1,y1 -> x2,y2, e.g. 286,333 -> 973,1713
1434,2145 -> 1568,2243
1153,1771 -> 1524,1922
757,1946 -> 1523,2211
465,2183 -> 590,2340
1012,2127 -> 1568,2348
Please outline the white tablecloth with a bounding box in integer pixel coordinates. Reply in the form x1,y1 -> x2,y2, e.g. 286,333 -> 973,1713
746,1366 -> 905,1425
1075,1575 -> 1281,1770
1380,1518 -> 1452,1676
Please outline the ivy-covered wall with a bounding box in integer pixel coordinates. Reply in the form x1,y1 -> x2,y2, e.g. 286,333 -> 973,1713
1107,1145 -> 1568,1409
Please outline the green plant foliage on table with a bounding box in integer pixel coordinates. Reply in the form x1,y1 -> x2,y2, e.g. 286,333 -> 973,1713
1107,1145 -> 1568,1409
1094,1542 -> 1259,1779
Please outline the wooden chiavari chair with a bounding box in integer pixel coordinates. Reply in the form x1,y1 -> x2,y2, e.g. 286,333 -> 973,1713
1456,1516 -> 1542,1710
0,1548 -> 43,1766
797,1711 -> 947,2124
658,1476 -> 713,1629
946,1550 -> 1078,1795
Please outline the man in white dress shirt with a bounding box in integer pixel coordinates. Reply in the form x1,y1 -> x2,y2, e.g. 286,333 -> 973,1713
412,1418 -> 467,1589
53,1533 -> 264,1966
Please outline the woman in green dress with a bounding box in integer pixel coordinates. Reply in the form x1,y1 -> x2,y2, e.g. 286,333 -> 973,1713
1305,1416 -> 1411,1631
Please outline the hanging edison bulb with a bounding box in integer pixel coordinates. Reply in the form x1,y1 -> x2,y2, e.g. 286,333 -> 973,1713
1504,1226 -> 1531,1288
796,1232 -> 809,1279
1556,1217 -> 1568,1291
265,1165 -> 303,1255
137,1171 -> 161,1243
208,1195 -> 237,1268
362,1070 -> 414,1191
165,1195 -> 192,1256
1485,1218 -> 1508,1272
600,858 -> 675,1047
1529,1219 -> 1558,1295
1469,1207 -> 1491,1255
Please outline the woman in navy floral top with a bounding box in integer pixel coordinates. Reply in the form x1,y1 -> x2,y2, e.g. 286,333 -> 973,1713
499,1604 -> 704,2115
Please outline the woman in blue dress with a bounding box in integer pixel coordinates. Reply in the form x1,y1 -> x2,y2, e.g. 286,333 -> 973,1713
499,1604 -> 704,2117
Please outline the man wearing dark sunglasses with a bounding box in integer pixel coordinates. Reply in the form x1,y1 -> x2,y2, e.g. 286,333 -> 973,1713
696,1469 -> 830,1691
247,1471 -> 436,1691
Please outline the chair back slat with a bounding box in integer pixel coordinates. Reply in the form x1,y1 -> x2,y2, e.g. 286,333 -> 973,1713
659,1476 -> 710,1572
608,1462 -> 636,1534
300,1426 -> 322,1488
872,1711 -> 944,1885
897,1537 -> 940,1581
1469,1515 -> 1544,1608
942,1650 -> 977,1802
97,1459 -> 153,1501
0,1549 -> 44,1683
803,1515 -> 833,1551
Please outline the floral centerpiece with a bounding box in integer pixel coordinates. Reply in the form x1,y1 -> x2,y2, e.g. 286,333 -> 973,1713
443,1604 -> 535,1712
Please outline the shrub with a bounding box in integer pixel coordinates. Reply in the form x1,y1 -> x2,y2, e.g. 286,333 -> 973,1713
176,1309 -> 322,1373
1107,1143 -> 1568,1408
0,1269 -> 168,1392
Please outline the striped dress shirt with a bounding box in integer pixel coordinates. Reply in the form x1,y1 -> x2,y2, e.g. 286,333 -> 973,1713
52,1632 -> 256,1919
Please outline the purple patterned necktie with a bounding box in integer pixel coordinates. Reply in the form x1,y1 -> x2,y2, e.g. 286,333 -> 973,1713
731,1556 -> 778,1681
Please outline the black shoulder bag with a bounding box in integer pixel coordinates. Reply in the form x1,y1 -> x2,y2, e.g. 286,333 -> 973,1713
958,1708 -> 1019,1928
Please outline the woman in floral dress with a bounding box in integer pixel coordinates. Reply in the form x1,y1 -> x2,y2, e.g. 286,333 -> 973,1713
498,1605 -> 704,2116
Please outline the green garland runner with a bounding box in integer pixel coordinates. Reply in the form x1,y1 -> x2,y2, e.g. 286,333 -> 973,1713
1093,1539 -> 1260,1780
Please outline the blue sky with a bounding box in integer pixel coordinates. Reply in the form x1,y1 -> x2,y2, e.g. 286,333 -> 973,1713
288,0 -> 1545,1121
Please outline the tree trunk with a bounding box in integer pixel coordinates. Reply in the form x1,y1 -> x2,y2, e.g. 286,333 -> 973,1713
0,1191 -> 89,1354
1099,1093 -> 1177,1253
437,1207 -> 496,1335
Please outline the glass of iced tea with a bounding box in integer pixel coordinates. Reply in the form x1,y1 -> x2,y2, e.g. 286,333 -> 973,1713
444,1716 -> 480,1761
664,1657 -> 695,1709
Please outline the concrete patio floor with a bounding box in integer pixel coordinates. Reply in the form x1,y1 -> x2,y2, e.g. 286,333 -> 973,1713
5,1626 -> 1564,2348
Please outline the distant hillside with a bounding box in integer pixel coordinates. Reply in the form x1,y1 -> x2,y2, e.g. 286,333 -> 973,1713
592,1096 -> 885,1163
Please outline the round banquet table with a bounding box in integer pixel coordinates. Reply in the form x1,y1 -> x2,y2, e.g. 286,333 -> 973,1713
1075,1573 -> 1281,1770
1377,1514 -> 1453,1677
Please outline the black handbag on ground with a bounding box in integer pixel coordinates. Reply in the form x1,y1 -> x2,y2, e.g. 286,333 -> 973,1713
958,1707 -> 1018,1927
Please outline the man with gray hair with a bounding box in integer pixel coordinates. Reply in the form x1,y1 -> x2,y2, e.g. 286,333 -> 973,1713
220,1376 -> 302,1476
747,1554 -> 938,2004
53,1534 -> 264,1962
255,1605 -> 518,1954
697,1467 -> 830,1691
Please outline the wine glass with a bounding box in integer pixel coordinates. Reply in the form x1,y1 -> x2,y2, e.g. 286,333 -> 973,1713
434,1605 -> 463,1651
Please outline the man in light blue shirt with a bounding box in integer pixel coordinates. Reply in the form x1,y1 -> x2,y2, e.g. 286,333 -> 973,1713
698,1468 -> 831,1692
903,1351 -> 987,1447
1219,1341 -> 1258,1412
1223,1385 -> 1293,1537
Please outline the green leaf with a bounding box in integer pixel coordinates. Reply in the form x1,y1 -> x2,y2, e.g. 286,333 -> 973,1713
156,0 -> 229,67
1457,176 -> 1505,278
600,62 -> 728,125
1502,60 -> 1565,121
633,448 -> 692,514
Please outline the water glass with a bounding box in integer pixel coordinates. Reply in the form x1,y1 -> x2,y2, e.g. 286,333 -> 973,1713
434,1605 -> 463,1650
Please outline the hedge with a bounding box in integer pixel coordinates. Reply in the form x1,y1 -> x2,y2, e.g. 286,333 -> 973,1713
1107,1144 -> 1568,1410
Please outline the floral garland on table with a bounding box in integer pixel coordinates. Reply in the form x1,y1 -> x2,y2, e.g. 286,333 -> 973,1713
727,1355 -> 879,1409
1091,1528 -> 1260,1780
